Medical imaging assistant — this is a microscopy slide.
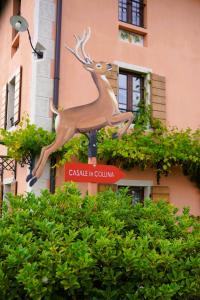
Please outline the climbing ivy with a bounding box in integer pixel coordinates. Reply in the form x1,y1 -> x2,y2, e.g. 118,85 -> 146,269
0,114 -> 200,188
0,116 -> 55,161
99,126 -> 200,187
59,124 -> 200,188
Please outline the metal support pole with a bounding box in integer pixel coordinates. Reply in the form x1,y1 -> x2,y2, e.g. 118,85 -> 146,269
88,130 -> 98,195
88,130 -> 97,157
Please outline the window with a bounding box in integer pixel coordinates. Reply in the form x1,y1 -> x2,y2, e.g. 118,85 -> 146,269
0,67 -> 22,129
119,0 -> 144,27
7,78 -> 16,129
118,70 -> 144,114
118,185 -> 144,204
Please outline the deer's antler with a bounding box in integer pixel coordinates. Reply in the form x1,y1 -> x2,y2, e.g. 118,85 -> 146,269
65,27 -> 93,64
80,28 -> 93,64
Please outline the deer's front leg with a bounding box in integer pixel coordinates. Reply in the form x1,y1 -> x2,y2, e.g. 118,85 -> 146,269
110,112 -> 133,138
26,144 -> 53,183
28,142 -> 63,187
29,129 -> 75,186
33,144 -> 53,174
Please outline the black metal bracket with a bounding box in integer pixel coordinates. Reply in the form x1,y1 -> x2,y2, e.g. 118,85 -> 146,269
87,130 -> 98,158
27,28 -> 43,59
81,130 -> 98,158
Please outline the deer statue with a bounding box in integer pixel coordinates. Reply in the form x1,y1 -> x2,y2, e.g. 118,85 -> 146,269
27,28 -> 133,186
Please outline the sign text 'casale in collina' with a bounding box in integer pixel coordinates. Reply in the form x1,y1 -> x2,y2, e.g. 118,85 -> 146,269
64,163 -> 124,184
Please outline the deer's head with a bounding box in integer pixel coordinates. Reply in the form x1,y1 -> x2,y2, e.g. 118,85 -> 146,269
66,28 -> 112,75
84,62 -> 112,74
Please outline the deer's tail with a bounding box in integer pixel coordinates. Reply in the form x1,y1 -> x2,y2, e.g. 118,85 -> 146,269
50,99 -> 59,115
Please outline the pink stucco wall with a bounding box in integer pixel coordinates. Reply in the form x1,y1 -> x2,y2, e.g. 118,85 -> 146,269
0,0 -> 34,194
0,0 -> 34,113
59,0 -> 200,129
56,165 -> 200,216
123,167 -> 200,216
57,0 -> 200,215
0,0 -> 200,214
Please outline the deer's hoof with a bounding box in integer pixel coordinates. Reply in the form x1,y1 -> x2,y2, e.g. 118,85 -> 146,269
26,173 -> 33,182
112,133 -> 118,139
29,177 -> 38,187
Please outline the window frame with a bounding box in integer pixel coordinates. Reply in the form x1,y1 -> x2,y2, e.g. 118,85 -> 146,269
117,179 -> 152,204
1,66 -> 22,130
118,69 -> 145,114
115,61 -> 152,130
118,185 -> 145,204
6,77 -> 16,129
118,0 -> 145,28
0,84 -> 8,130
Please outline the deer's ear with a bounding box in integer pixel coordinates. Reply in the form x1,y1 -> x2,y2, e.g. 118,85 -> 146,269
84,65 -> 94,72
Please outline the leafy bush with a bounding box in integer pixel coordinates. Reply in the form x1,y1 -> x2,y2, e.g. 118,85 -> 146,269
0,116 -> 55,161
0,183 -> 200,299
1,115 -> 200,188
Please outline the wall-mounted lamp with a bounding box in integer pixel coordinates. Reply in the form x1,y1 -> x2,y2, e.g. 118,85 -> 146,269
10,15 -> 43,59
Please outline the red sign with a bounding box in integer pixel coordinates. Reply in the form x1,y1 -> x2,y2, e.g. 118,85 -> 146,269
64,163 -> 124,184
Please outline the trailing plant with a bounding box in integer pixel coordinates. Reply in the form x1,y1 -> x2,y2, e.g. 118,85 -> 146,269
59,125 -> 200,188
1,115 -> 200,188
134,101 -> 152,129
0,116 -> 55,161
0,183 -> 200,299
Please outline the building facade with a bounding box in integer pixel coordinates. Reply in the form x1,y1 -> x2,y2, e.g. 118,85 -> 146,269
0,0 -> 200,214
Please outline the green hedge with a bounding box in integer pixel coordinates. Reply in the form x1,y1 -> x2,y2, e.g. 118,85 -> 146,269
0,183 -> 200,299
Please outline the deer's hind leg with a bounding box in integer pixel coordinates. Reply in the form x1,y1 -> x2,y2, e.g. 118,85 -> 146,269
29,128 -> 75,186
110,112 -> 133,138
